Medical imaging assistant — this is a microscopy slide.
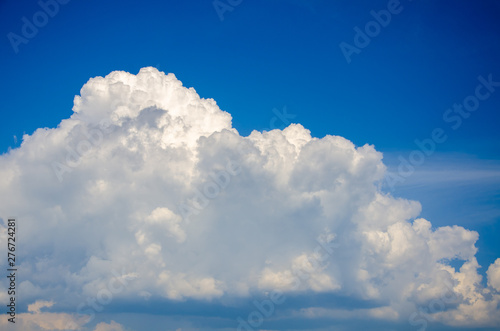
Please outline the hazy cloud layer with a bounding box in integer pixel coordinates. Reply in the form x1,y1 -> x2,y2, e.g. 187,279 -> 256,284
0,67 -> 499,329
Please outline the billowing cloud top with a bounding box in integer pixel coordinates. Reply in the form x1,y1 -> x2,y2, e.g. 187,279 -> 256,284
0,67 -> 499,330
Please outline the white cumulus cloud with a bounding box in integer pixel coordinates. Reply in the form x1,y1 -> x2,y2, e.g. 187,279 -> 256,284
0,67 -> 499,329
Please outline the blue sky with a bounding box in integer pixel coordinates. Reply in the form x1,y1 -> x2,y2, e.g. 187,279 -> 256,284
1,0 -> 499,154
1,0 -> 500,330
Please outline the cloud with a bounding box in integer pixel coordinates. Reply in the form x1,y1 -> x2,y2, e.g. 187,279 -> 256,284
94,321 -> 125,331
0,67 -> 499,329
28,300 -> 54,314
0,300 -> 85,331
487,258 -> 500,292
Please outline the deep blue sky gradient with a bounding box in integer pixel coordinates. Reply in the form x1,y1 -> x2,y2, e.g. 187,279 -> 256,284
1,0 -> 499,155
